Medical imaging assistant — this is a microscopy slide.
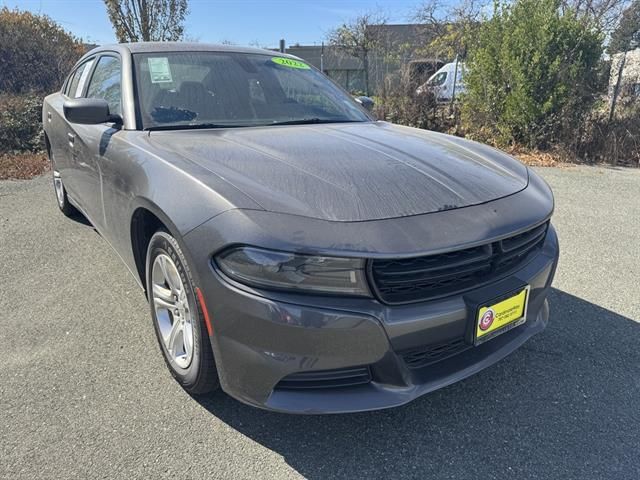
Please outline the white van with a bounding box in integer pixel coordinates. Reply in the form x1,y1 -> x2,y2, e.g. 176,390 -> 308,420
416,62 -> 466,102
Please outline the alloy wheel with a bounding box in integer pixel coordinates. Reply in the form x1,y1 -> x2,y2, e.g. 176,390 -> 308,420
151,254 -> 194,369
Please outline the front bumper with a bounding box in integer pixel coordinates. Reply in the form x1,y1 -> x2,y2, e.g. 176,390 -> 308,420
186,217 -> 559,414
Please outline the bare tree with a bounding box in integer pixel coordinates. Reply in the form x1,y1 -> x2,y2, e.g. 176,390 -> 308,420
560,0 -> 631,33
103,0 -> 189,42
414,0 -> 489,60
248,39 -> 266,48
608,0 -> 640,52
326,11 -> 388,95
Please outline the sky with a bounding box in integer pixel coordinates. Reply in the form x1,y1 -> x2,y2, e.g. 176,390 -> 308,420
1,0 -> 422,47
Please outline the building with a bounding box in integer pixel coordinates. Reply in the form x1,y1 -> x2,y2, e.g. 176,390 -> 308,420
282,24 -> 446,95
285,44 -> 367,93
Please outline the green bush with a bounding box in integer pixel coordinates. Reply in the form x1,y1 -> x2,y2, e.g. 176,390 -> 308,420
0,7 -> 84,94
0,8 -> 84,156
0,94 -> 43,154
462,0 -> 603,149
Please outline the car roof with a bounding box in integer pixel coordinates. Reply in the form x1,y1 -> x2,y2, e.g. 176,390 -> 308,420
86,42 -> 284,57
442,61 -> 465,70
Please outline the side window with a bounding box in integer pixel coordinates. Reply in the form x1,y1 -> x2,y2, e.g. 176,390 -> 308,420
428,72 -> 448,87
86,56 -> 122,116
66,59 -> 95,98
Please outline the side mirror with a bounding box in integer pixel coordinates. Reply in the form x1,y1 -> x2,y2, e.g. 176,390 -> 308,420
63,98 -> 121,125
355,96 -> 375,111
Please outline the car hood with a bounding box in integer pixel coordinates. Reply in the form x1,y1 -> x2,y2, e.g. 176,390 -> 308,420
148,122 -> 528,222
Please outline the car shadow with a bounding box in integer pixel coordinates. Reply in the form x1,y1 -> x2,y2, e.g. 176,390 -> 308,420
99,126 -> 120,156
67,209 -> 92,227
194,288 -> 639,479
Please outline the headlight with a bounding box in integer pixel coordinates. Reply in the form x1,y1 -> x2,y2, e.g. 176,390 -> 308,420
215,247 -> 370,296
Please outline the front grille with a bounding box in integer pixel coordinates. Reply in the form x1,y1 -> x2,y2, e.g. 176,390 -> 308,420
400,337 -> 470,369
275,366 -> 372,390
371,222 -> 548,304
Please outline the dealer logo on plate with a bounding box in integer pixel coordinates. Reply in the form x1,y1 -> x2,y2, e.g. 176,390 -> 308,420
479,309 -> 495,331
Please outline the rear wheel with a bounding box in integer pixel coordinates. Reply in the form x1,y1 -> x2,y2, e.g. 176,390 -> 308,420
146,230 -> 219,394
53,170 -> 79,217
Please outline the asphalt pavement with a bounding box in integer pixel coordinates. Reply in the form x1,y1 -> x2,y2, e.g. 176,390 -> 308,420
1,166 -> 639,479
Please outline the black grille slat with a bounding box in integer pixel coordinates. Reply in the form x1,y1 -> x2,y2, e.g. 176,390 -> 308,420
500,223 -> 547,252
373,260 -> 494,286
371,223 -> 549,304
276,367 -> 372,390
280,369 -> 368,382
495,228 -> 547,270
373,245 -> 492,276
401,337 -> 470,369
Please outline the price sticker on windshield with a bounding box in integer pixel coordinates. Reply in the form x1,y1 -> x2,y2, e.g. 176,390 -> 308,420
148,57 -> 173,83
271,57 -> 311,69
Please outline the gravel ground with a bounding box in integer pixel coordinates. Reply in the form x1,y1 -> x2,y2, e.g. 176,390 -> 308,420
0,166 -> 638,480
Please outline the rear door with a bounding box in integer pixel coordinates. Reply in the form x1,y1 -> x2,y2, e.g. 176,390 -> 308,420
49,57 -> 95,200
71,54 -> 123,230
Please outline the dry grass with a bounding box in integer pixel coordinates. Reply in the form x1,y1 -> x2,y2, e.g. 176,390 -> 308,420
509,148 -> 564,168
0,152 -> 49,180
505,146 -> 586,168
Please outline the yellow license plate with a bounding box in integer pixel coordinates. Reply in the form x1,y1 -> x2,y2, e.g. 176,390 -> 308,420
475,286 -> 530,344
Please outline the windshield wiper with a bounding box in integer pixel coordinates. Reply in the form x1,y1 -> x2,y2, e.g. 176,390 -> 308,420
145,123 -> 245,132
269,118 -> 362,126
145,119 -> 363,131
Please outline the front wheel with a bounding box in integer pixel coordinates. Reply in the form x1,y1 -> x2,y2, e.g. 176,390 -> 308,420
146,230 -> 219,394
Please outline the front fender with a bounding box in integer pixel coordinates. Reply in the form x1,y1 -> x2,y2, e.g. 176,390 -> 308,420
99,131 -> 262,288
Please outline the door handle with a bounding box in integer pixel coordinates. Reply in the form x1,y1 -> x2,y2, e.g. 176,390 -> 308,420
47,111 -> 52,122
67,133 -> 75,147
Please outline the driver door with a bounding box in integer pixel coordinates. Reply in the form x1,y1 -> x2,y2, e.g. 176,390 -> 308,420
72,54 -> 123,231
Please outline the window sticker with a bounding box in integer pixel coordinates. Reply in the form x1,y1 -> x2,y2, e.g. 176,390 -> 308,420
271,57 -> 310,69
148,57 -> 173,83
75,59 -> 95,97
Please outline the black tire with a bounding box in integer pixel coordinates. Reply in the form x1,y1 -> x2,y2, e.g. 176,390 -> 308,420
146,230 -> 219,394
53,171 -> 79,217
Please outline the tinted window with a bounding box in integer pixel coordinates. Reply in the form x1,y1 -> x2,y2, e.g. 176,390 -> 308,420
133,52 -> 369,129
66,59 -> 95,98
86,56 -> 122,116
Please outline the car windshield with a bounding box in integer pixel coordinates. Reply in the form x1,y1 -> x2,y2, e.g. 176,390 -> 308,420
133,52 -> 370,129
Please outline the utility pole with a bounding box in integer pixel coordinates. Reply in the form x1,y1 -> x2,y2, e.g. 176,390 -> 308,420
279,39 -> 285,53
450,55 -> 460,113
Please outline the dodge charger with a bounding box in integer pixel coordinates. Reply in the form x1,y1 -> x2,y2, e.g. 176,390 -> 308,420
42,43 -> 559,413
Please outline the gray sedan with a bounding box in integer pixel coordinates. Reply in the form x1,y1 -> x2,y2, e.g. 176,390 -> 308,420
42,42 -> 559,414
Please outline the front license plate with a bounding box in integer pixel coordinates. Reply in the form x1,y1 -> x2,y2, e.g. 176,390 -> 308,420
475,286 -> 530,345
